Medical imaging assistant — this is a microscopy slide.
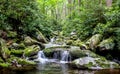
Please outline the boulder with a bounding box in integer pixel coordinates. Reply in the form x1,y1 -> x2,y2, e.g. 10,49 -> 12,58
71,56 -> 120,69
73,40 -> 88,50
36,29 -> 48,43
98,37 -> 115,51
43,46 -> 93,59
24,45 -> 40,57
24,36 -> 38,46
24,36 -> 45,48
86,34 -> 102,50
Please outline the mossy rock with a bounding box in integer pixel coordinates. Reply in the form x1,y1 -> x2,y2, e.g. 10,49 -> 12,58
7,31 -> 17,38
0,38 -> 11,59
0,63 -> 10,68
70,35 -> 78,40
98,37 -> 115,50
43,48 -> 53,57
71,56 -> 120,69
18,58 -> 36,65
10,43 -> 25,49
24,45 -> 40,57
24,36 -> 38,46
66,40 -> 74,45
36,29 -> 48,43
6,56 -> 36,65
73,40 -> 88,50
86,34 -> 103,50
11,49 -> 24,56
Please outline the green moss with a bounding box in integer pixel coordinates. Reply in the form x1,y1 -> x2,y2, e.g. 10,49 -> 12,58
0,63 -> 10,68
7,31 -> 17,38
0,57 -> 4,62
98,37 -> 115,50
11,49 -> 24,55
19,43 -> 25,48
43,48 -> 53,57
84,62 -> 93,68
24,45 -> 40,56
18,59 -> 36,65
66,40 -> 73,45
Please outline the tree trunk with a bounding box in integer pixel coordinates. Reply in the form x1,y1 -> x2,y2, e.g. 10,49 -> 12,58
106,0 -> 112,7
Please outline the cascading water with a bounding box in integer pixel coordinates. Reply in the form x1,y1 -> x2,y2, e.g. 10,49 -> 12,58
37,51 -> 48,64
60,50 -> 71,63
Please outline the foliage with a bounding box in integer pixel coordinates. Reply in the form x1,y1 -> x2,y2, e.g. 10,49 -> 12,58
0,0 -> 52,37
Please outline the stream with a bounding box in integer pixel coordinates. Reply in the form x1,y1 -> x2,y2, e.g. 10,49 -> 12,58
0,63 -> 120,74
0,38 -> 120,74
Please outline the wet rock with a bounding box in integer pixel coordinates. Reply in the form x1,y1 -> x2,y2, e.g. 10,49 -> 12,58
70,50 -> 120,69
98,37 -> 115,51
24,45 -> 40,57
43,46 -> 94,59
86,34 -> 102,50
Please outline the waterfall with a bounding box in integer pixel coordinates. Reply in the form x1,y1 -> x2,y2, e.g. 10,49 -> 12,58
60,50 -> 71,63
37,51 -> 48,64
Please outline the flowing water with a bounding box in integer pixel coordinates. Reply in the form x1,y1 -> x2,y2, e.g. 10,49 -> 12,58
60,50 -> 71,63
36,51 -> 48,64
